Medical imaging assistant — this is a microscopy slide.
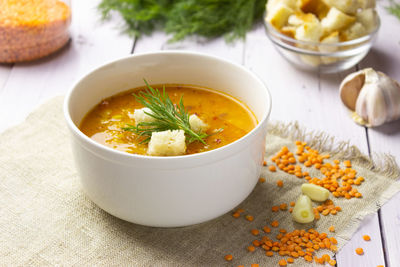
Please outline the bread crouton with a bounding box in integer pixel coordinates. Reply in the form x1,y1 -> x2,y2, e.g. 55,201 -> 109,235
320,31 -> 340,63
288,12 -> 319,26
322,0 -> 359,15
299,0 -> 329,19
320,31 -> 339,51
189,114 -> 209,134
342,22 -> 367,41
356,8 -> 378,33
321,7 -> 356,34
357,0 -> 376,9
295,19 -> 323,42
266,3 -> 295,29
130,107 -> 155,126
267,0 -> 297,12
147,130 -> 186,156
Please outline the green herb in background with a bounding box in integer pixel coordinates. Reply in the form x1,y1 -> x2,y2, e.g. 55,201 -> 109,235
99,0 -> 267,42
387,1 -> 400,20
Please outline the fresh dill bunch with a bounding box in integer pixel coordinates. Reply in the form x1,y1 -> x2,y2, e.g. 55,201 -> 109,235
123,81 -> 208,144
99,0 -> 173,37
98,0 -> 267,42
387,1 -> 400,21
164,0 -> 267,42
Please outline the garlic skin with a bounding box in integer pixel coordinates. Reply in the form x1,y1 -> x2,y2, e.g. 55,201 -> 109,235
340,68 -> 400,127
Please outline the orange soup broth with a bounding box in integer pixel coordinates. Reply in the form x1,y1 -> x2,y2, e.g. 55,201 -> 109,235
80,85 -> 257,155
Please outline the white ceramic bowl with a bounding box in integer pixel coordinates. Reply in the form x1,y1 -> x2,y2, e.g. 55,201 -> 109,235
64,51 -> 272,227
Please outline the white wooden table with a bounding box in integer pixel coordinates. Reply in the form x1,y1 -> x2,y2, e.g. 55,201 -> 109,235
0,1 -> 399,266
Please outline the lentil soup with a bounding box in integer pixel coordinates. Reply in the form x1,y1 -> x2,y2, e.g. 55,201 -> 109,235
80,85 -> 257,155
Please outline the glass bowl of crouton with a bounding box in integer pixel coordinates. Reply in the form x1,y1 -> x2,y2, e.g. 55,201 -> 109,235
264,0 -> 380,73
64,51 -> 272,228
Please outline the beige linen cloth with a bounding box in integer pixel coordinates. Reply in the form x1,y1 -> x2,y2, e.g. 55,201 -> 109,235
1,96 -> 399,266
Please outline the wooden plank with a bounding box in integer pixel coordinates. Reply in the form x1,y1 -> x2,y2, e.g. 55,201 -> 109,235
359,1 -> 400,160
244,24 -> 385,267
0,0 -> 133,133
358,1 -> 400,266
134,33 -> 244,64
336,213 -> 386,267
0,65 -> 12,93
379,193 -> 400,267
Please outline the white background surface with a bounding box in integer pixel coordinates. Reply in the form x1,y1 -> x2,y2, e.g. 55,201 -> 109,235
0,0 -> 399,266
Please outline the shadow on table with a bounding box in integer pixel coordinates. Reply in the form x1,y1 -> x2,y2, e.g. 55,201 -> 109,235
316,46 -> 398,90
0,39 -> 72,67
359,48 -> 399,78
370,119 -> 400,135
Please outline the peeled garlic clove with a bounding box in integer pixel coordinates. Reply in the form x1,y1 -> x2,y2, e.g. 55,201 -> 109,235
301,183 -> 330,202
292,195 -> 314,223
339,68 -> 400,127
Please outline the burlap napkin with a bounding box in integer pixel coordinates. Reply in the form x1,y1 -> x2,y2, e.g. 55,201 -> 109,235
1,96 -> 399,266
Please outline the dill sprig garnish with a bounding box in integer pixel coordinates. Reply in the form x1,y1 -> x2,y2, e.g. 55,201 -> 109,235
123,81 -> 209,144
387,1 -> 400,21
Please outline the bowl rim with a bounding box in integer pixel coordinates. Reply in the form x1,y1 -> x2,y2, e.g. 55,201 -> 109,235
64,50 -> 272,162
264,12 -> 381,55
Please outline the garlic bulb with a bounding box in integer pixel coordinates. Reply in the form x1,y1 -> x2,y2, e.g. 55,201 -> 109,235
339,68 -> 400,127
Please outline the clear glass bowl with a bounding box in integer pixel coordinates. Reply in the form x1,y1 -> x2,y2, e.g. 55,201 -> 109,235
0,0 -> 71,63
264,14 -> 380,73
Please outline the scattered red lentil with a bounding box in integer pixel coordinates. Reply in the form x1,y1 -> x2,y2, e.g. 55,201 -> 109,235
356,247 -> 364,255
224,254 -> 233,261
226,141 -> 372,266
252,240 -> 261,247
247,245 -> 256,252
269,165 -> 277,172
278,259 -> 287,266
344,160 -> 352,168
270,220 -> 279,227
322,254 -> 330,262
251,229 -> 260,236
272,206 -> 279,212
304,255 -> 313,262
263,226 -> 271,233
245,215 -> 254,222
266,251 -> 274,257
280,203 -> 288,210
259,177 -> 266,183
363,235 -> 371,241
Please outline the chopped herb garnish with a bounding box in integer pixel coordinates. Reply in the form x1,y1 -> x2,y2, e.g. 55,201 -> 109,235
123,81 -> 209,144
